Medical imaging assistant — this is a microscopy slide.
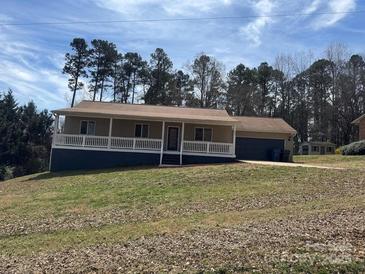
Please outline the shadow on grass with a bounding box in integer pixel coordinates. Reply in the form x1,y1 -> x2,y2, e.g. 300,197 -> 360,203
26,161 -> 243,182
26,165 -> 159,181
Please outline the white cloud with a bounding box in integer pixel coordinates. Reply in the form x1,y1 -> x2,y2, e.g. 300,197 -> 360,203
0,26 -> 68,109
93,0 -> 233,16
162,0 -> 232,16
0,59 -> 67,105
239,0 -> 357,47
240,0 -> 275,47
311,0 -> 356,29
304,0 -> 322,14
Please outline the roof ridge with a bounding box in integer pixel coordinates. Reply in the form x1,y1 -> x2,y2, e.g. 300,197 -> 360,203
80,100 -> 228,113
234,115 -> 285,120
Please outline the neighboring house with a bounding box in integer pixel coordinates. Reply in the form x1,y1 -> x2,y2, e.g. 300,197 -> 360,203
352,114 -> 365,140
298,141 -> 336,155
50,101 -> 296,171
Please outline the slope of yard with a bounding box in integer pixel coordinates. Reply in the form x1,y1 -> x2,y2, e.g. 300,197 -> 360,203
0,161 -> 364,273
294,154 -> 365,169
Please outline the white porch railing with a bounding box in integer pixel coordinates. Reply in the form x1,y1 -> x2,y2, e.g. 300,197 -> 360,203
183,140 -> 234,155
53,134 -> 234,155
110,137 -> 161,151
54,134 -> 84,147
54,134 -> 162,151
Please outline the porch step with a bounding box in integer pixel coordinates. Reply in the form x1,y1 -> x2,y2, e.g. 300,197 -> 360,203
162,154 -> 181,165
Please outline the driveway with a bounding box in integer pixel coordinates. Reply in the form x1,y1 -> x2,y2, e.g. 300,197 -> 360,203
240,160 -> 345,170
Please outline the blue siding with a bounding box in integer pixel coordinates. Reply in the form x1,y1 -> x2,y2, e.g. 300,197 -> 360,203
235,137 -> 284,161
50,148 -> 160,172
183,155 -> 235,165
50,148 -> 236,171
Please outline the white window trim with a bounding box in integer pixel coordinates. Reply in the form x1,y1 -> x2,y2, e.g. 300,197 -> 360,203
134,123 -> 150,138
80,120 -> 96,135
194,127 -> 213,142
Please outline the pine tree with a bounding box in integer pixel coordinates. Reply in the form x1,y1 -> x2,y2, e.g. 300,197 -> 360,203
226,64 -> 257,116
167,70 -> 193,106
63,38 -> 90,107
88,40 -> 118,101
0,91 -> 53,180
144,48 -> 173,105
0,91 -> 22,166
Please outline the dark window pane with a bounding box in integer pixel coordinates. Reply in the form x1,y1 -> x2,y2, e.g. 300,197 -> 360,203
142,125 -> 149,138
135,124 -> 142,137
87,121 -> 96,135
204,128 -> 212,142
195,128 -> 203,141
80,121 -> 87,135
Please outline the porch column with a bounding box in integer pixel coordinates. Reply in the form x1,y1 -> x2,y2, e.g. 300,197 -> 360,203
232,125 -> 236,156
180,122 -> 185,165
50,114 -> 59,171
160,121 -> 165,165
108,118 -> 113,149
52,114 -> 59,146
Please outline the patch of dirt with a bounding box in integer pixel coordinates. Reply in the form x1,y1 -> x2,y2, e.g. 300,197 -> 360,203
1,208 -> 364,273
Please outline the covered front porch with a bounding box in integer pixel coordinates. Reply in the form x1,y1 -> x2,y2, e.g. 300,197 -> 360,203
52,115 -> 236,165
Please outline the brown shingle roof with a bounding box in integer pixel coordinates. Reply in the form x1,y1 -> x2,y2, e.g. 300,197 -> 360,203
352,114 -> 365,125
53,101 -> 237,125
235,116 -> 297,135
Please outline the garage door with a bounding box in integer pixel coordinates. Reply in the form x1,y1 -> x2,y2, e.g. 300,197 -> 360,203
235,137 -> 284,161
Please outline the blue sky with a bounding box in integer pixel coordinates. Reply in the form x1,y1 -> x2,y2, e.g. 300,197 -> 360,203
0,0 -> 364,110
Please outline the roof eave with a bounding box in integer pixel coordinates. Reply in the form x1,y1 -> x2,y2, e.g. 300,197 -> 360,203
351,114 -> 365,124
237,129 -> 297,135
53,110 -> 237,126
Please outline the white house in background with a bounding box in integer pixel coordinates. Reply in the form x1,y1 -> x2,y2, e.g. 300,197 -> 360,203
298,141 -> 336,155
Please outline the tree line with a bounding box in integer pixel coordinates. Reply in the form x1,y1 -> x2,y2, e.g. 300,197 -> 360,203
63,38 -> 225,108
0,91 -> 53,180
64,39 -> 364,147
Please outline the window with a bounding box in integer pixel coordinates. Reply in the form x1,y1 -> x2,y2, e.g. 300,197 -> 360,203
311,146 -> 318,152
327,147 -> 333,152
195,128 -> 203,141
194,128 -> 212,142
135,124 -> 149,138
203,128 -> 212,141
80,121 -> 95,135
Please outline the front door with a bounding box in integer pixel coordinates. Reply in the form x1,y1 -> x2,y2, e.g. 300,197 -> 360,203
167,127 -> 179,151
320,146 -> 325,155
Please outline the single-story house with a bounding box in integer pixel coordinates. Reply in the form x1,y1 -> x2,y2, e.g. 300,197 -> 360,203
50,101 -> 296,171
352,114 -> 365,140
298,141 -> 336,155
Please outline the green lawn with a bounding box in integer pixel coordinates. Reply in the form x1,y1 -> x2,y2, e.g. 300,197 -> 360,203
294,154 -> 365,169
0,160 -> 364,272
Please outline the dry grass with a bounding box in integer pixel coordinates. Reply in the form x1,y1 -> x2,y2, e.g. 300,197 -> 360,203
0,160 -> 364,272
294,154 -> 365,169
